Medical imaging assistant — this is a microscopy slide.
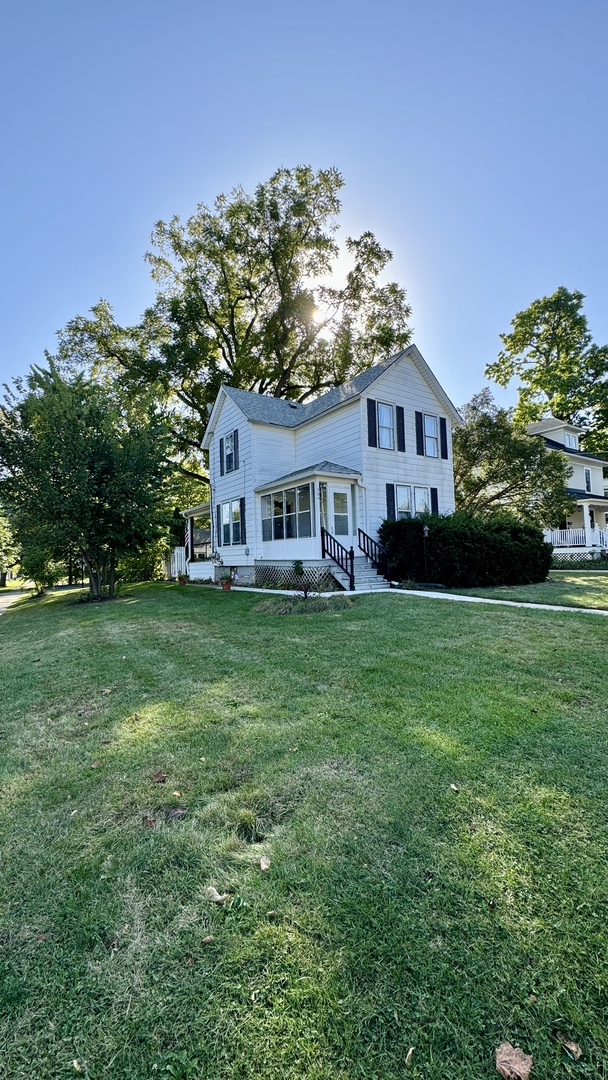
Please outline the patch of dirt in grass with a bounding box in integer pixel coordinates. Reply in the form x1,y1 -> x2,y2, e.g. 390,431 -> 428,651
253,596 -> 357,615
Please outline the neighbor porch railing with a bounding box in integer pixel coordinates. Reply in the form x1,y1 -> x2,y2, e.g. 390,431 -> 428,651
546,527 -> 607,548
321,527 -> 355,590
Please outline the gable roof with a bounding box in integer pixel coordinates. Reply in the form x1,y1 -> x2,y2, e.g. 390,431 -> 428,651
203,344 -> 461,448
255,460 -> 362,492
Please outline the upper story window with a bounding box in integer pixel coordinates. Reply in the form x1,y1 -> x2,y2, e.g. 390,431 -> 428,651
415,411 -> 448,458
367,398 -> 406,452
585,468 -> 592,493
565,432 -> 579,450
377,403 -> 394,449
424,414 -> 439,457
219,429 -> 239,475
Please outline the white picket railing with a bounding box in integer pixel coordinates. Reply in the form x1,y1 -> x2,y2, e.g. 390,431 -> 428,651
546,527 -> 608,548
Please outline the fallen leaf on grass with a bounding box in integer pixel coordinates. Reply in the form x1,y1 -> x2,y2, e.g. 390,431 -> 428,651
186,956 -> 194,966
496,1041 -> 533,1079
205,886 -> 231,904
260,856 -> 270,871
143,816 -> 156,828
101,688 -> 112,695
90,761 -> 104,769
556,1032 -> 582,1060
405,1047 -> 414,1067
165,807 -> 186,821
172,790 -> 182,797
152,771 -> 168,783
202,935 -> 214,945
528,994 -> 537,1004
450,783 -> 459,793
73,1063 -> 82,1074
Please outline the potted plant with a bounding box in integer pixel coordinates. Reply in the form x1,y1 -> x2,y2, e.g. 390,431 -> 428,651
219,573 -> 232,591
177,573 -> 188,585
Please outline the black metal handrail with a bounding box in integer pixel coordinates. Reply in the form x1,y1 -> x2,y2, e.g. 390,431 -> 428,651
321,526 -> 355,591
358,528 -> 389,580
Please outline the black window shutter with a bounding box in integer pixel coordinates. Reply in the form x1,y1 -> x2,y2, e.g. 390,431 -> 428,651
430,488 -> 439,514
396,406 -> 405,452
415,411 -> 424,455
240,496 -> 246,545
386,483 -> 396,521
216,504 -> 222,546
219,438 -> 225,476
233,429 -> 239,470
367,398 -> 377,447
440,417 -> 448,459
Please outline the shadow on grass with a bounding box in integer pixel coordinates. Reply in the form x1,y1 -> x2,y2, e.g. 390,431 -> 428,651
0,585 -> 607,1078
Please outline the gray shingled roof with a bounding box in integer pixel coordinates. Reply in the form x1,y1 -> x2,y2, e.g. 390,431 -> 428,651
223,353 -> 402,428
540,436 -> 608,465
256,461 -> 362,490
566,487 -> 608,502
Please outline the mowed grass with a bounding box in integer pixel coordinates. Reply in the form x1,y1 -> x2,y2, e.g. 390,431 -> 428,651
0,584 -> 607,1079
448,571 -> 608,610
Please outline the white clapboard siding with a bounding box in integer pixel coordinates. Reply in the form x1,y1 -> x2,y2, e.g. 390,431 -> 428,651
360,358 -> 456,538
211,395 -> 255,563
294,400 -> 362,472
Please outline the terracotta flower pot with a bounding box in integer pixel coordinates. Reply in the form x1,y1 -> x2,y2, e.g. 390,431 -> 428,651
221,580 -> 232,590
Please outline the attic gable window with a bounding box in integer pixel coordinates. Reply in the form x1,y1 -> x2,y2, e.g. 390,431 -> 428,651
565,432 -> 579,449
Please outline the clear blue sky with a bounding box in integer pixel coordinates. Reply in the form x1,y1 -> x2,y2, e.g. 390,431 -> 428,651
1,0 -> 607,409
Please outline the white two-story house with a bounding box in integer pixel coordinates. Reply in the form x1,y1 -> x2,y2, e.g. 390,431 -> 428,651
183,345 -> 461,590
527,417 -> 608,552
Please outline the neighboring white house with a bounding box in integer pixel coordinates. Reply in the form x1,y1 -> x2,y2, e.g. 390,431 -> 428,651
527,417 -> 608,553
180,345 -> 460,591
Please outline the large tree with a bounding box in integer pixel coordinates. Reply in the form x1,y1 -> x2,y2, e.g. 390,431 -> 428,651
0,365 -> 171,598
485,286 -> 608,454
453,389 -> 575,526
57,166 -> 413,476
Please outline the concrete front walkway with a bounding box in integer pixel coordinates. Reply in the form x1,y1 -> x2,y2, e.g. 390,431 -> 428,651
0,590 -> 23,616
389,588 -> 608,616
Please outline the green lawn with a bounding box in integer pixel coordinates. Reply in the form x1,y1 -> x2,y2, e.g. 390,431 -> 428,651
446,571 -> 608,609
1,584 -> 607,1079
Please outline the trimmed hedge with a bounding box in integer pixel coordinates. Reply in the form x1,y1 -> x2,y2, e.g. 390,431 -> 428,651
378,512 -> 552,588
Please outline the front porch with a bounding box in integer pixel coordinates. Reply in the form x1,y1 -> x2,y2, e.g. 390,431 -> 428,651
544,495 -> 608,552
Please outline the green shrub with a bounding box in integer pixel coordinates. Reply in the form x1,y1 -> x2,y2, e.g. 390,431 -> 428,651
253,596 -> 356,615
117,541 -> 168,583
379,512 -> 552,588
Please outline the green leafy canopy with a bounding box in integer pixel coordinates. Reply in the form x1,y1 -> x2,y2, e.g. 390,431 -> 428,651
54,166 -> 413,476
486,286 -> 608,455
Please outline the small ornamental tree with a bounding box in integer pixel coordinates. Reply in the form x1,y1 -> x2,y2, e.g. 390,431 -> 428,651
0,365 -> 171,599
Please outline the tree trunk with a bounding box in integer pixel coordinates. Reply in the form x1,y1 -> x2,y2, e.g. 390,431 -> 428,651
108,550 -> 116,599
0,571 -> 6,588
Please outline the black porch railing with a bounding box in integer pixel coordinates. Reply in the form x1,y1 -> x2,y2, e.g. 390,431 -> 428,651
321,527 -> 355,590
358,528 -> 389,580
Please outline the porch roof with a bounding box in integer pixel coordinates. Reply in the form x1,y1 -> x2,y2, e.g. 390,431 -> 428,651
181,502 -> 211,519
566,488 -> 608,505
255,460 -> 361,493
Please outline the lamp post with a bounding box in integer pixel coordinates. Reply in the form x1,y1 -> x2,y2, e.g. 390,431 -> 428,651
422,523 -> 429,582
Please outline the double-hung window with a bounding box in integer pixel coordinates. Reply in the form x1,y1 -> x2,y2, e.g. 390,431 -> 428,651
222,503 -> 231,545
219,429 -> 239,475
424,414 -> 439,457
585,468 -> 592,493
396,484 -> 412,519
377,403 -> 394,449
218,499 -> 245,546
565,432 -> 579,450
